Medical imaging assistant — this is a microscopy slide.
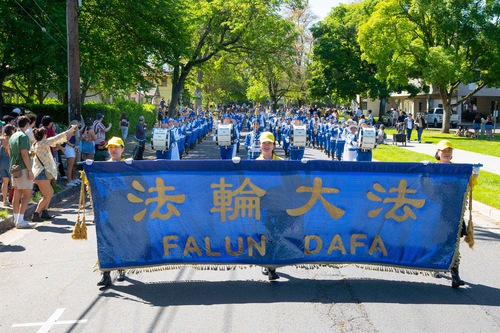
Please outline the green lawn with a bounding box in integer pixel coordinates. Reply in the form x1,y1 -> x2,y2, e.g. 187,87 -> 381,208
373,144 -> 499,209
385,127 -> 500,157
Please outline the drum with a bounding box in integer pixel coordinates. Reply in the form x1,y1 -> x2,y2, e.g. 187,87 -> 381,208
291,124 -> 307,147
358,127 -> 377,150
152,128 -> 171,151
217,124 -> 233,146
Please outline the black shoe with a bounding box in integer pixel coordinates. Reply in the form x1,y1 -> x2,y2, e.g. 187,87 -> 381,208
268,268 -> 280,281
41,210 -> 52,219
32,212 -> 42,222
433,272 -> 444,279
97,272 -> 112,286
451,267 -> 465,288
117,270 -> 126,281
261,267 -> 268,276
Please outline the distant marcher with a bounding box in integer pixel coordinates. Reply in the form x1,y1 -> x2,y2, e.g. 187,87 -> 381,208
64,120 -> 81,187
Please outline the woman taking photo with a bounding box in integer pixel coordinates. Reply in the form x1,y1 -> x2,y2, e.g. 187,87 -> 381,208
31,124 -> 77,222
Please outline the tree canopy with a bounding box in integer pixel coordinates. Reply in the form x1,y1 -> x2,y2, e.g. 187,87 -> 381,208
358,0 -> 500,132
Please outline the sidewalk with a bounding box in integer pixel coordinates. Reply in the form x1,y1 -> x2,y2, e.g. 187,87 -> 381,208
387,137 -> 500,175
386,136 -> 500,222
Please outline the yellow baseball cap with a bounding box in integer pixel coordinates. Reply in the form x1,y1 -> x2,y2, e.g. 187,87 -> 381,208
260,131 -> 275,143
106,136 -> 124,148
436,140 -> 453,150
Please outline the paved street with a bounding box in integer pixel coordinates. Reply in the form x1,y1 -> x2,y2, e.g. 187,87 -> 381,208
0,131 -> 499,333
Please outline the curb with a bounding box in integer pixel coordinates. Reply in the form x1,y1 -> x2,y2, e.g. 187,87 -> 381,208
472,200 -> 500,224
0,183 -> 80,234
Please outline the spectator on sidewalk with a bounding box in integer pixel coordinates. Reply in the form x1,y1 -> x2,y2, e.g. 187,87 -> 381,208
9,116 -> 35,228
119,112 -> 129,141
134,116 -> 147,160
472,113 -> 481,139
415,113 -> 427,143
31,125 -> 77,222
64,120 -> 81,187
0,123 -> 15,207
80,118 -> 97,161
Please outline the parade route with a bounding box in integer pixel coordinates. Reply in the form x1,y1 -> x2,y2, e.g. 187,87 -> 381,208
0,133 -> 499,333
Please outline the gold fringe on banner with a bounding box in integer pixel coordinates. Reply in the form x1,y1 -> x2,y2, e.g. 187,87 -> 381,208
72,171 -> 92,240
464,181 -> 475,248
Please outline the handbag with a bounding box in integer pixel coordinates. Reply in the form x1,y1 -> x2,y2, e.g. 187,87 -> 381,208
10,164 -> 22,178
35,154 -> 55,180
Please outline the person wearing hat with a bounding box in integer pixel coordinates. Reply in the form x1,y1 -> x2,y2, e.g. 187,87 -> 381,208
152,119 -> 172,160
355,121 -> 375,162
288,117 -> 306,161
280,116 -> 292,157
215,114 -> 237,160
106,136 -> 125,162
434,139 -> 466,288
92,113 -> 112,157
244,118 -> 262,160
134,116 -> 147,160
256,131 -> 282,280
97,136 -> 126,287
343,122 -> 359,161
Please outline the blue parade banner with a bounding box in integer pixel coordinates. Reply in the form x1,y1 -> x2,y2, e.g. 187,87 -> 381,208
83,160 -> 472,272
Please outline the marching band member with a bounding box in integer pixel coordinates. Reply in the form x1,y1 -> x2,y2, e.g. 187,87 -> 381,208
152,120 -> 172,160
215,114 -> 236,160
288,116 -> 306,161
244,118 -> 262,160
355,120 -> 375,161
281,116 -> 292,157
343,122 -> 358,161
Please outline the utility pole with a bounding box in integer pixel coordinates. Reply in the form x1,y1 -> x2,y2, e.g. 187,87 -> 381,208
67,0 -> 81,123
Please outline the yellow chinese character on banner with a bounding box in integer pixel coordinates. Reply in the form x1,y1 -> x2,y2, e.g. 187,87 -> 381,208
286,177 -> 345,219
210,178 -> 266,222
367,179 -> 425,222
127,178 -> 186,222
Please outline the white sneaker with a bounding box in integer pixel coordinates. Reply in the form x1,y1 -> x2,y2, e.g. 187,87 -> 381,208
74,179 -> 82,184
61,176 -> 67,180
66,181 -> 76,187
16,221 -> 35,229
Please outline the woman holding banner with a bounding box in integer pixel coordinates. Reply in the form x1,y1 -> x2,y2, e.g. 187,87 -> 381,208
434,140 -> 466,288
256,132 -> 282,280
97,137 -> 127,287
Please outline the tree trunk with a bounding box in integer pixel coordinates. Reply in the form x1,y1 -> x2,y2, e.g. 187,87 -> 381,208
438,86 -> 451,133
168,64 -> 192,118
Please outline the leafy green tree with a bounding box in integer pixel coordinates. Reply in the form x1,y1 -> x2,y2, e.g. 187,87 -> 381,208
156,0 -> 306,117
308,1 -> 392,108
358,0 -> 500,132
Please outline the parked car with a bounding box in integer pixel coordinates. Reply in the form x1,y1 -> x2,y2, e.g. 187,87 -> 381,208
427,108 -> 459,128
380,111 -> 394,126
